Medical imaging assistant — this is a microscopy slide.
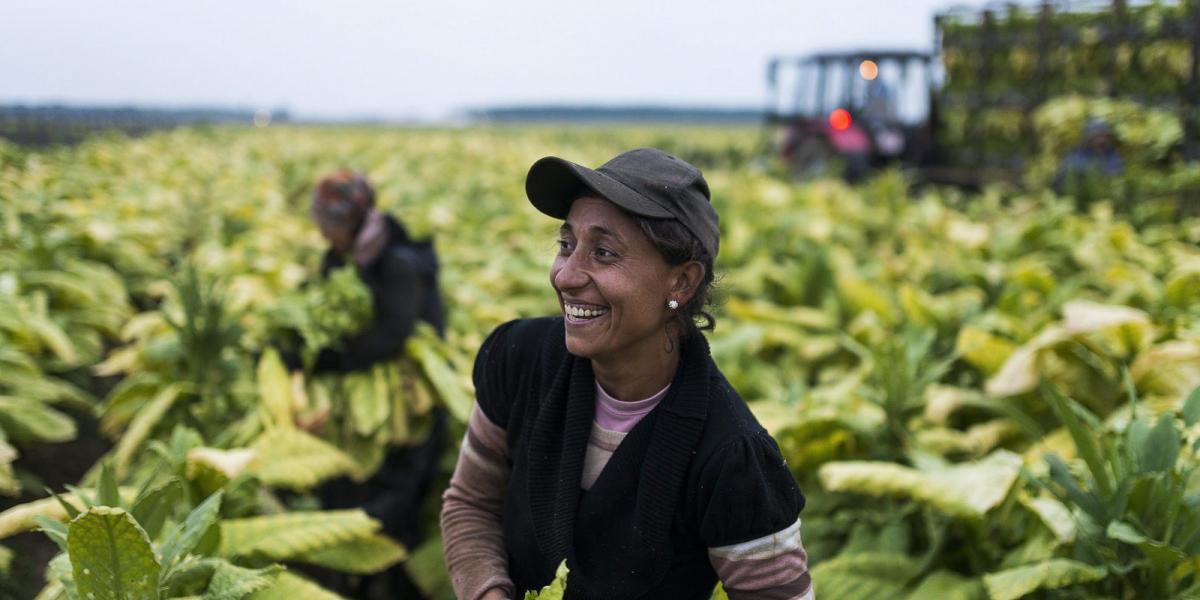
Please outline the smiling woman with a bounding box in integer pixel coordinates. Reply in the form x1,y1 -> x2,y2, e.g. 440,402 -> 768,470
440,148 -> 813,600
551,197 -> 705,399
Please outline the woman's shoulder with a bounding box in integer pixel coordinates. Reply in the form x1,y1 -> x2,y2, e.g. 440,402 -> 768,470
689,371 -> 805,545
472,317 -> 564,427
478,316 -> 563,358
698,369 -> 770,446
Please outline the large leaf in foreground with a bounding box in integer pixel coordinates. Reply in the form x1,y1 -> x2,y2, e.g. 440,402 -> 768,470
524,560 -> 569,600
68,507 -> 160,600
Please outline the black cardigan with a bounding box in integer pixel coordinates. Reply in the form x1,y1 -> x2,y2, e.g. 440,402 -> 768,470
312,214 -> 445,373
473,317 -> 804,600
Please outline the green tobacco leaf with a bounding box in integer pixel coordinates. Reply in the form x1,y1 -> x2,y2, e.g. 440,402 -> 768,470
1044,386 -> 1113,498
709,582 -> 728,600
113,383 -> 182,476
1044,453 -> 1108,522
24,312 -> 79,364
818,451 -> 1023,520
1137,413 -> 1181,474
1130,341 -> 1200,400
65,485 -> 96,509
100,373 -> 163,437
767,413 -> 859,473
256,349 -> 293,429
48,488 -> 81,520
0,396 -> 77,444
131,479 -> 183,541
298,532 -> 407,574
0,488 -> 134,540
0,543 -> 12,573
218,510 -> 378,561
404,535 -> 453,600
983,559 -> 1107,600
1106,520 -> 1147,545
0,441 -> 17,496
187,447 -> 258,482
907,570 -> 986,600
44,552 -> 76,598
1106,521 -> 1187,567
251,427 -> 358,490
161,556 -> 220,597
955,326 -> 1016,377
1061,300 -> 1154,357
248,571 -> 345,600
524,560 -> 568,600
160,491 -> 223,573
33,515 -> 68,551
1021,496 -> 1076,544
68,506 -> 160,600
1184,385 -> 1200,426
203,562 -> 281,600
407,328 -> 472,422
187,458 -> 233,500
1000,532 -> 1060,570
97,462 -> 121,507
985,327 -> 1069,397
345,369 -> 388,437
808,552 -> 919,600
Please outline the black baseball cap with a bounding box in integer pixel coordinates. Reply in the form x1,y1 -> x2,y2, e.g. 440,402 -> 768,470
525,147 -> 720,257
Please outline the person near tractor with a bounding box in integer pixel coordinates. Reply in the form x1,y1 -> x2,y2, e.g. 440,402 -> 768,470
296,169 -> 448,599
1054,118 -> 1124,197
440,148 -> 812,600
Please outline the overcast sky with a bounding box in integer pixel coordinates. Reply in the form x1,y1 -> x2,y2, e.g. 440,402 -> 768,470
1,0 -> 992,120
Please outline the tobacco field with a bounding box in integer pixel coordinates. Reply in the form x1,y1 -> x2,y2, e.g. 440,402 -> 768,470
0,125 -> 1198,599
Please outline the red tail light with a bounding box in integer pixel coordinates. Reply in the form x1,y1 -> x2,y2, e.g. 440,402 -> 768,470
829,108 -> 852,131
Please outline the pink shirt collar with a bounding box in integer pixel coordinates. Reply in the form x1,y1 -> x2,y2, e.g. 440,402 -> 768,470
593,381 -> 671,433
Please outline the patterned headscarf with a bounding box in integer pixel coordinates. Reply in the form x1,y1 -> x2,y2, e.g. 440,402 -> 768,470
311,169 -> 375,230
311,169 -> 389,266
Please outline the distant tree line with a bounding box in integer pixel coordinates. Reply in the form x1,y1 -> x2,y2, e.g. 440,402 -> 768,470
469,105 -> 762,124
0,104 -> 290,146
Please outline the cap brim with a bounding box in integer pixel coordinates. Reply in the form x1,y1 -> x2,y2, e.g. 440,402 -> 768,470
525,156 -> 674,220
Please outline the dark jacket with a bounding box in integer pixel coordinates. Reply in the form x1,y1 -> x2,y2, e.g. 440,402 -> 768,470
313,214 -> 445,373
474,317 -> 804,600
307,216 -> 448,600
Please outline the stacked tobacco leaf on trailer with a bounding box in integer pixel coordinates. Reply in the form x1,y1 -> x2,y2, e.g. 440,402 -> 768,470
935,0 -> 1200,210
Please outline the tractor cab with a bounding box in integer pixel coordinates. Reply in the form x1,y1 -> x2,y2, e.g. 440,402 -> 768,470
766,50 -> 934,179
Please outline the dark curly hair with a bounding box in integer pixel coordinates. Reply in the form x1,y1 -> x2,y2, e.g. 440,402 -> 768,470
636,216 -> 717,342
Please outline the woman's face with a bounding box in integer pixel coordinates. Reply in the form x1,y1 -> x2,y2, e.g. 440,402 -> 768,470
550,197 -> 681,364
317,220 -> 356,255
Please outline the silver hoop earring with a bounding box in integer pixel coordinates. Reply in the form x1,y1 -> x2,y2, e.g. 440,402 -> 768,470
667,299 -> 679,310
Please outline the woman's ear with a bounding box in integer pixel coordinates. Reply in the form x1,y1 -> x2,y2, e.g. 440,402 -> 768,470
670,261 -> 706,305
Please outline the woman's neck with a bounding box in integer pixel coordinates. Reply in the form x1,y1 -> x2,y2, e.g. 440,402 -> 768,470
590,345 -> 680,402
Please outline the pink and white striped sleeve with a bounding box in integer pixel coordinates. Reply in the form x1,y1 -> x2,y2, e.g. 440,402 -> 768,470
709,519 -> 814,600
440,406 -> 514,600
